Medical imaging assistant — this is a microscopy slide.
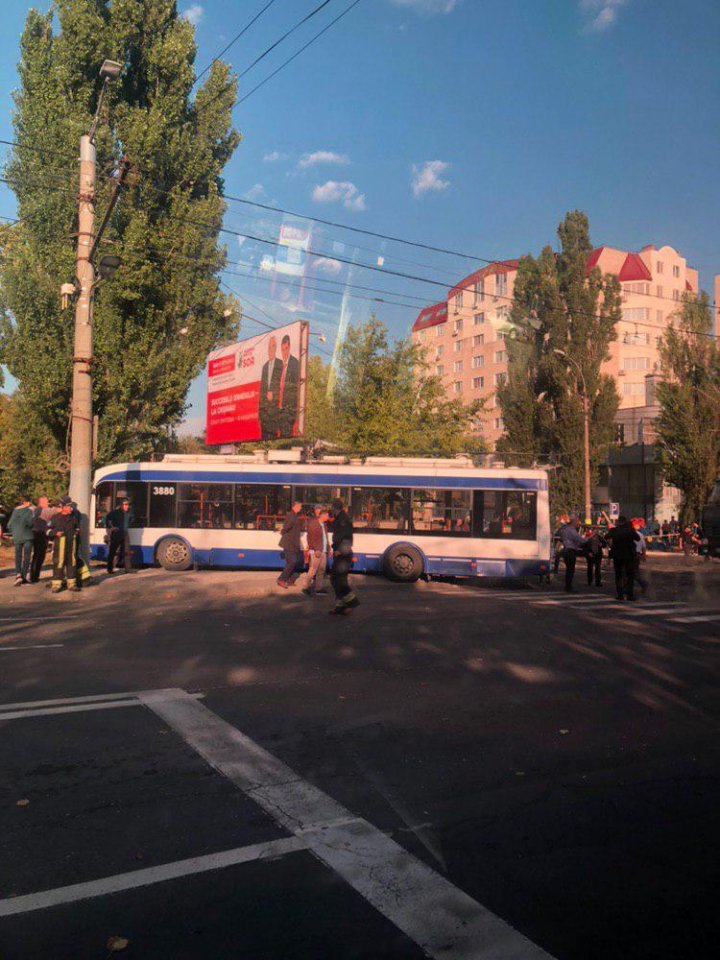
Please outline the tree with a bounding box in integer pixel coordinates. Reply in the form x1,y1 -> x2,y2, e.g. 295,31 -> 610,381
497,211 -> 622,515
656,292 -> 720,522
0,0 -> 239,488
330,316 -> 484,455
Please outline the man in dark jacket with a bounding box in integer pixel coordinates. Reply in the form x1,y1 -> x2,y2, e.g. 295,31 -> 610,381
7,497 -> 34,585
275,334 -> 300,438
329,498 -> 359,615
584,524 -> 606,587
29,495 -> 54,583
49,496 -> 81,593
606,516 -> 640,601
105,499 -> 133,574
278,500 -> 304,588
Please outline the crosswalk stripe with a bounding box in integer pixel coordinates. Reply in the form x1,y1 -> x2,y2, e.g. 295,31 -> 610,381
670,614 -> 720,624
619,606 -> 690,617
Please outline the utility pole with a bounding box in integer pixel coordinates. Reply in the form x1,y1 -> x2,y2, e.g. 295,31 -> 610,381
67,59 -> 122,553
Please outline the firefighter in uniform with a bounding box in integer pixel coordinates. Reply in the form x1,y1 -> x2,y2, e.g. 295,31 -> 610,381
329,498 -> 359,615
71,501 -> 94,588
49,496 -> 81,593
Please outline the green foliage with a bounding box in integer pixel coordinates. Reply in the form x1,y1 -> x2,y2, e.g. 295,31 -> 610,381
497,211 -> 621,515
656,293 -> 720,522
312,316 -> 484,456
0,0 -> 239,485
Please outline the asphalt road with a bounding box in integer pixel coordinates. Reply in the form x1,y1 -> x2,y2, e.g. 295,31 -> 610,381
0,557 -> 718,960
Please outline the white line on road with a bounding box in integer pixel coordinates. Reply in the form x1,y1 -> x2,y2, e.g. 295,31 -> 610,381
0,690 -> 204,721
0,616 -> 80,622
671,614 -> 720,623
0,644 -> 65,652
620,606 -> 696,617
0,836 -> 305,917
0,700 -> 142,722
139,688 -> 555,960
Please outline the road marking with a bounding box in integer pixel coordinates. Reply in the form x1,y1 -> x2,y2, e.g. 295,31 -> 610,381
534,599 -> 619,607
620,606 -> 694,617
0,644 -> 65,652
0,700 -> 142,721
0,836 -> 305,917
671,614 -> 720,623
0,691 -> 147,711
0,616 -> 80,622
0,690 -> 204,722
139,688 -> 555,960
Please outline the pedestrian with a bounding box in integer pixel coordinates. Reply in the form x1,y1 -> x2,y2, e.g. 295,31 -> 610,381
71,501 -> 95,588
105,498 -> 133,574
49,496 -> 81,593
669,515 -> 678,535
606,515 -> 640,601
552,515 -> 566,576
584,524 -> 606,587
557,514 -> 586,593
29,495 -> 55,583
7,497 -> 34,585
277,500 -> 304,588
302,506 -> 329,598
329,498 -> 359,615
681,525 -> 699,561
631,517 -> 649,594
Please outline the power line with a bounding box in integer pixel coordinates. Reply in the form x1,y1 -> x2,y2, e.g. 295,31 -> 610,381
193,0 -> 281,87
237,0 -> 364,106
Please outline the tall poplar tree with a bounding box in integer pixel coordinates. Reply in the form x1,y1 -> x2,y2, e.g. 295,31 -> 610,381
0,0 -> 239,497
497,211 -> 622,515
656,293 -> 720,521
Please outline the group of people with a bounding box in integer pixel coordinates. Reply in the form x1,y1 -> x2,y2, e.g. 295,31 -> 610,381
276,497 -> 359,615
2,495 -> 93,593
554,514 -> 648,601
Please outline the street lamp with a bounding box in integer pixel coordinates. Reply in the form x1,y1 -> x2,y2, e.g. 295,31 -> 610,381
554,348 -> 592,524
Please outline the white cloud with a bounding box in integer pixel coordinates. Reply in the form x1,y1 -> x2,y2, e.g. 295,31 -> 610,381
411,160 -> 450,198
312,257 -> 343,275
312,181 -> 366,211
181,4 -> 204,27
579,0 -> 627,32
390,0 -> 458,13
263,151 -> 286,163
299,150 -> 350,169
244,183 -> 266,201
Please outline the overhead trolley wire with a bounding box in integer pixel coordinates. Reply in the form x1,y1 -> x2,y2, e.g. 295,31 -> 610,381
193,0 -> 281,87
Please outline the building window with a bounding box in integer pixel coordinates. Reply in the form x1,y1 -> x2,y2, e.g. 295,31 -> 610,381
473,334 -> 484,346
657,261 -> 664,274
656,310 -> 663,324
417,329 -> 426,342
656,336 -> 663,348
673,289 -> 680,301
454,293 -> 462,313
472,376 -> 484,389
472,354 -> 484,369
622,382 -> 645,397
656,285 -> 663,298
495,273 -> 508,296
494,417 -> 504,431
453,381 -> 463,394
497,332 -> 505,341
474,280 -> 484,305
622,357 -> 649,371
672,265 -> 680,278
453,360 -> 463,374
474,312 -> 485,325
454,339 -> 463,353
624,282 -> 649,295
453,317 -> 464,333
623,307 -> 650,322
494,372 -> 507,386
494,350 -> 508,363
436,364 -> 444,377
436,345 -> 444,358
436,324 -> 444,338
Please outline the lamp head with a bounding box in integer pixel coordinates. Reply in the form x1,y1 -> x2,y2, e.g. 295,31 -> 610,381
99,60 -> 123,82
98,254 -> 121,279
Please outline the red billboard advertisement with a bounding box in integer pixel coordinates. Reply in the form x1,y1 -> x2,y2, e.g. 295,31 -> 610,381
205,320 -> 309,445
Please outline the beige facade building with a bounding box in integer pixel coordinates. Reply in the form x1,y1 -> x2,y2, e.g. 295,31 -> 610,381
412,243 -> 710,449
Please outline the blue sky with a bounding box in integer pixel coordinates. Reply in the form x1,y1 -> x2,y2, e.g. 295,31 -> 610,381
1,0 -> 719,433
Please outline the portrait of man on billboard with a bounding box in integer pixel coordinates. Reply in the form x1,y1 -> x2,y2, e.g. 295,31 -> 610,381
259,335 -> 282,439
276,333 -> 300,437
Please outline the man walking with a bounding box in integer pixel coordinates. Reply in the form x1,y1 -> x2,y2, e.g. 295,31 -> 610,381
302,506 -> 329,597
277,500 -> 304,588
557,514 -> 585,593
329,498 -> 359,615
49,496 -> 81,593
29,495 -> 54,583
7,497 -> 34,585
584,524 -> 606,587
105,498 -> 133,574
632,517 -> 649,594
607,515 -> 640,601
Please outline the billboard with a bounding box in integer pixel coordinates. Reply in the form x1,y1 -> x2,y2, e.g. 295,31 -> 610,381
205,320 -> 309,445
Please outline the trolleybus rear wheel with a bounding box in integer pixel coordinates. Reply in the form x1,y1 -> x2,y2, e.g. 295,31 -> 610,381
383,545 -> 423,583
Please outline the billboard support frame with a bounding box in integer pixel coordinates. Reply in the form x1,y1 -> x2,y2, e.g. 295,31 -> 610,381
297,320 -> 309,439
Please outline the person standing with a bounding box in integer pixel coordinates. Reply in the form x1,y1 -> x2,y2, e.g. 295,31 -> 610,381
584,524 -> 606,587
277,500 -> 304,588
329,498 -> 359,615
29,495 -> 54,583
607,515 -> 640,601
632,517 -> 649,594
49,496 -> 81,593
302,506 -> 329,597
105,498 -> 133,574
557,514 -> 585,593
7,497 -> 34,586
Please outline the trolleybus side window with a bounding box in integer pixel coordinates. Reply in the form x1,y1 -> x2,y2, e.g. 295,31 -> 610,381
177,483 -> 234,529
114,481 -> 148,527
148,482 -> 177,527
293,486 -> 351,517
234,484 -> 292,531
94,481 -> 114,527
411,489 -> 472,536
473,490 -> 537,540
351,487 -> 409,533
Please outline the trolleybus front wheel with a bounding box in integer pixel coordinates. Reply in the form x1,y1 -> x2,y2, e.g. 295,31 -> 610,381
383,544 -> 423,583
156,537 -> 193,572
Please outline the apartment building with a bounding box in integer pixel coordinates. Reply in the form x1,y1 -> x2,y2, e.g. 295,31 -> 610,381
412,244 -> 705,448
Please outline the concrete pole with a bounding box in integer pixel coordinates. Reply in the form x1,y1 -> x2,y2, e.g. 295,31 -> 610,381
68,134 -> 96,552
583,389 -> 591,524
